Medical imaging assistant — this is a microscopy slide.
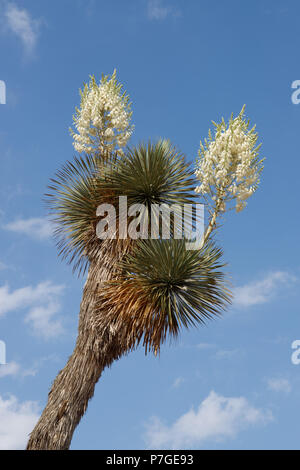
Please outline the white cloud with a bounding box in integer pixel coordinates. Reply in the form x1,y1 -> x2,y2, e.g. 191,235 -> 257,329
215,349 -> 240,360
0,281 -> 64,316
147,0 -> 180,21
3,2 -> 40,55
20,366 -> 37,378
0,281 -> 65,338
196,343 -> 216,350
145,391 -> 272,449
267,378 -> 291,394
171,377 -> 185,389
233,271 -> 296,308
25,301 -> 63,338
21,354 -> 60,378
0,394 -> 39,449
3,217 -> 53,240
76,0 -> 95,17
0,261 -> 8,270
0,355 -> 60,379
0,361 -> 20,378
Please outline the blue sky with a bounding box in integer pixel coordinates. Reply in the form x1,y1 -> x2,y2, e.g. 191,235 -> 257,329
0,0 -> 300,450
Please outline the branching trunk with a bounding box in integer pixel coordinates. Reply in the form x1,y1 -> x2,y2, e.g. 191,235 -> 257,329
26,259 -> 125,450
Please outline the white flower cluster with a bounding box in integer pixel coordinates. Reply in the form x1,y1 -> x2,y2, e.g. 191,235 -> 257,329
70,70 -> 134,156
195,106 -> 264,213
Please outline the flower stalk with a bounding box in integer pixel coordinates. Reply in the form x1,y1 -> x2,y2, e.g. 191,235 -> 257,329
196,105 -> 265,244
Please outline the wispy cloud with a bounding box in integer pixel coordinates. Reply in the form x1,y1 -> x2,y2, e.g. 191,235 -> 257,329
25,301 -> 63,338
215,348 -> 241,360
0,355 -> 60,379
145,390 -> 272,449
0,394 -> 39,449
20,354 -> 60,378
0,361 -> 20,378
267,377 -> 291,394
233,271 -> 296,308
196,343 -> 217,350
0,281 -> 65,338
2,2 -> 41,56
147,0 -> 180,21
3,217 -> 53,240
171,376 -> 185,389
0,261 -> 8,270
76,0 -> 95,18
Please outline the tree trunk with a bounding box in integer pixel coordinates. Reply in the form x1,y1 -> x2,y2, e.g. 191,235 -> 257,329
26,258 -> 125,450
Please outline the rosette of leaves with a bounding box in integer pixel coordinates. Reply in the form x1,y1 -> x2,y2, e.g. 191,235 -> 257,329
95,238 -> 232,354
46,140 -> 198,274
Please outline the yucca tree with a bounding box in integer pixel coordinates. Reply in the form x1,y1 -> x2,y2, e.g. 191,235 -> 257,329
26,140 -> 231,450
27,72 -> 263,450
